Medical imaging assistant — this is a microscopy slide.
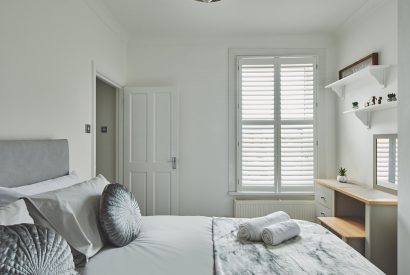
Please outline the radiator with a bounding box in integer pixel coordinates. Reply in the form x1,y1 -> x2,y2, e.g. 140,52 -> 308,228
234,199 -> 316,222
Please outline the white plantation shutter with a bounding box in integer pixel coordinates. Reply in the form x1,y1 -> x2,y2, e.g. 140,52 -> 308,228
280,59 -> 315,190
239,58 -> 276,189
238,56 -> 316,192
376,138 -> 390,183
376,138 -> 398,185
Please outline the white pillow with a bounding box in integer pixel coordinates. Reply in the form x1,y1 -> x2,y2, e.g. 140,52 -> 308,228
0,187 -> 23,206
12,171 -> 82,196
0,199 -> 34,225
0,171 -> 82,205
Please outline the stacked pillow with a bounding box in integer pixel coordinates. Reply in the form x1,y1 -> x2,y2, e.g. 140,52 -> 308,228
0,224 -> 77,275
0,199 -> 34,225
0,171 -> 82,206
0,172 -> 143,271
0,199 -> 76,274
99,183 -> 142,247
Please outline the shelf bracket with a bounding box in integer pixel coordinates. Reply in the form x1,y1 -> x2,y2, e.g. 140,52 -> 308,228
332,86 -> 345,100
369,67 -> 387,88
355,111 -> 371,129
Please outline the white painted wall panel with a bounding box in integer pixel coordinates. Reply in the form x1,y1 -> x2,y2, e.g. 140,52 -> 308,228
335,0 -> 398,187
398,0 -> 410,273
0,0 -> 127,179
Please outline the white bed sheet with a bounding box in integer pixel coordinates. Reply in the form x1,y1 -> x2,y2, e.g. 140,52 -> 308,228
79,216 -> 213,275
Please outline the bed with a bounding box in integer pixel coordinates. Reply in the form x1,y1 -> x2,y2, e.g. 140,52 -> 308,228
0,140 -> 384,275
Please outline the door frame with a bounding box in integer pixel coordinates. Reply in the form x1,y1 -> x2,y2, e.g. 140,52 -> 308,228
91,61 -> 124,184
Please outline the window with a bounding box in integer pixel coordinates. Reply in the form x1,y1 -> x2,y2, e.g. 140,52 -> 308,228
237,56 -> 316,193
374,135 -> 398,193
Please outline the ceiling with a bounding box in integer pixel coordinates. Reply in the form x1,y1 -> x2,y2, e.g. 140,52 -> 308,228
100,0 -> 379,37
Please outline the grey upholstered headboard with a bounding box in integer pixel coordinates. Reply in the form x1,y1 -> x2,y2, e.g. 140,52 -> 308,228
0,140 -> 69,187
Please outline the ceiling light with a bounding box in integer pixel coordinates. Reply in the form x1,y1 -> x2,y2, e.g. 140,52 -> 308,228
195,0 -> 221,3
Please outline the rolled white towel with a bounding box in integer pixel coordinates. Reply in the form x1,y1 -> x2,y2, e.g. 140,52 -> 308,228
261,220 -> 301,246
237,211 -> 290,242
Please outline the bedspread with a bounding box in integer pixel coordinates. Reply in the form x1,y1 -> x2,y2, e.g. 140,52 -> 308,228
213,217 -> 384,275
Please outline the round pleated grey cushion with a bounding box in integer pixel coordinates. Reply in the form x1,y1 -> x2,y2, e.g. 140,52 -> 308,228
0,223 -> 76,275
99,183 -> 142,247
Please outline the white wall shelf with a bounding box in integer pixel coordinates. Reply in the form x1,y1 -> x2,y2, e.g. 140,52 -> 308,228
325,65 -> 390,99
343,101 -> 397,128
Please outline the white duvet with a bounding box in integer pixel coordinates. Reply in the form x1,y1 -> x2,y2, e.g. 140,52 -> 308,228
79,216 -> 213,275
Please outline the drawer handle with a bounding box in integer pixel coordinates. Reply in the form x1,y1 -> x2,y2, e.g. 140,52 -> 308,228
320,212 -> 325,216
320,196 -> 326,200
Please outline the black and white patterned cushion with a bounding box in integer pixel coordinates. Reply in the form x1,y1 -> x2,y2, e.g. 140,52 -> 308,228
99,184 -> 142,247
0,223 -> 76,275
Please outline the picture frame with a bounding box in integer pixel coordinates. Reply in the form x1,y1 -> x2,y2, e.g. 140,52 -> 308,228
339,52 -> 379,79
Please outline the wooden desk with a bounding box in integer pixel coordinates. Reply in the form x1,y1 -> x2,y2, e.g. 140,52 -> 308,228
315,179 -> 397,275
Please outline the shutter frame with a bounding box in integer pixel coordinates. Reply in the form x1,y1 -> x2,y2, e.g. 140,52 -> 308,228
237,56 -> 317,193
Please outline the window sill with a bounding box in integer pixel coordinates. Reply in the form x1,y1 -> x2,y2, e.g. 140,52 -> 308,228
228,191 -> 314,199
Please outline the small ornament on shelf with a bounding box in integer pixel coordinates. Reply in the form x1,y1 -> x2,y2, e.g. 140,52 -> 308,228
387,93 -> 397,102
378,97 -> 382,104
371,96 -> 377,105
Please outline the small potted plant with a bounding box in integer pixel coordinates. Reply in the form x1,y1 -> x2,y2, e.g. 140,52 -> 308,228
337,167 -> 348,183
352,102 -> 359,109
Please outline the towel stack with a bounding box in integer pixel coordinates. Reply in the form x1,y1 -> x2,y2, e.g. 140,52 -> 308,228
237,211 -> 300,246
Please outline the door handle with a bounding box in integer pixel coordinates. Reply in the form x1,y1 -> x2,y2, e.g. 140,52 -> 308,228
168,157 -> 177,169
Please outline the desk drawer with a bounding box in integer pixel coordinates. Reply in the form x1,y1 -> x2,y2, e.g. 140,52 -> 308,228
315,183 -> 334,209
316,203 -> 332,218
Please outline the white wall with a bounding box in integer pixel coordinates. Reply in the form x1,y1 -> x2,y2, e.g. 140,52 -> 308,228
127,35 -> 337,217
335,0 -> 398,186
0,0 -> 127,179
398,0 -> 410,274
96,79 -> 117,183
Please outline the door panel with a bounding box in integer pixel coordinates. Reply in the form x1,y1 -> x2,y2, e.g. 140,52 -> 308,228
130,93 -> 148,163
130,172 -> 147,216
155,93 -> 171,163
124,87 -> 179,216
154,172 -> 171,215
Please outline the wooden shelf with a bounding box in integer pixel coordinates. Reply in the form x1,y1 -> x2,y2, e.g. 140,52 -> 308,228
343,101 -> 397,128
318,217 -> 365,239
325,65 -> 390,99
315,179 -> 398,205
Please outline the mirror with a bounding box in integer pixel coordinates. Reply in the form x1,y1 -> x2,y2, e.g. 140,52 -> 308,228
374,134 -> 398,194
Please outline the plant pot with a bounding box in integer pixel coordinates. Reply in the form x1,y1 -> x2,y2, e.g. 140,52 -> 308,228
337,175 -> 348,183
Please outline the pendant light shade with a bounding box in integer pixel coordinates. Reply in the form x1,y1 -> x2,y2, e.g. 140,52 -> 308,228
195,0 -> 221,3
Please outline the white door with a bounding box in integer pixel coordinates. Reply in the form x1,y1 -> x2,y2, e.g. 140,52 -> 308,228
124,87 -> 179,216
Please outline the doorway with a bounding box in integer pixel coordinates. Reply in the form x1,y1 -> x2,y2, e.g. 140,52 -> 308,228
96,78 -> 120,183
123,87 -> 179,216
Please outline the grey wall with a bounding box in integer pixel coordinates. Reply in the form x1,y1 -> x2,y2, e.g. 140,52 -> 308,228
96,79 -> 117,183
398,0 -> 410,274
